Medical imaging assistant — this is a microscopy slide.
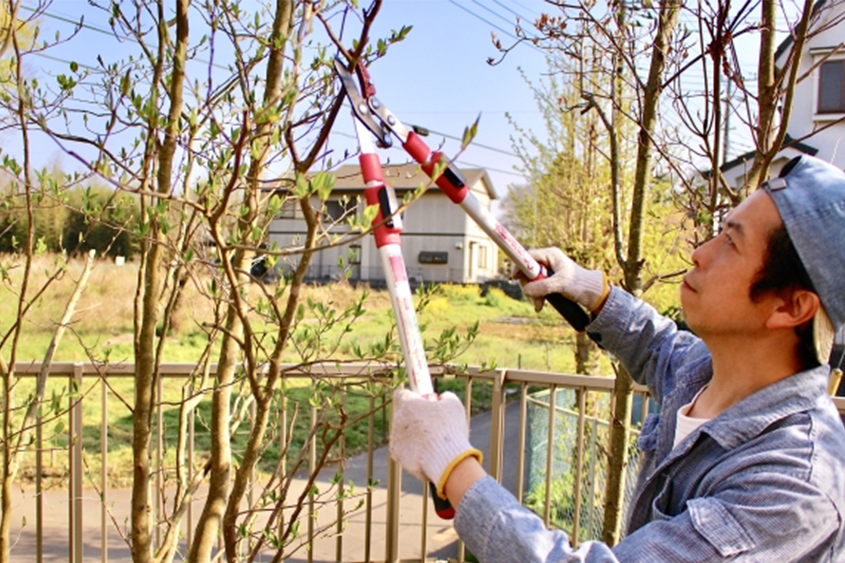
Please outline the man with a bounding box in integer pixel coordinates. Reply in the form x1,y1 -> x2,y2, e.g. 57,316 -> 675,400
390,155 -> 845,562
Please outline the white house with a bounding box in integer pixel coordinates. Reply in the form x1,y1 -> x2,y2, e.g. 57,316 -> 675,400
268,164 -> 500,285
718,0 -> 845,355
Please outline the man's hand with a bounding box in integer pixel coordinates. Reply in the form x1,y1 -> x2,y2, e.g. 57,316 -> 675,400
390,388 -> 483,499
513,247 -> 608,313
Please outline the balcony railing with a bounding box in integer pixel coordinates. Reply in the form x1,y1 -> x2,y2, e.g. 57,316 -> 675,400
8,361 -> 845,563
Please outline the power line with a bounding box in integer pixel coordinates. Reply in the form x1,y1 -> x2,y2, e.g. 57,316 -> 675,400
470,0 -> 534,36
508,0 -> 543,19
447,0 -> 546,56
409,124 -> 518,156
21,3 -> 231,72
455,159 -> 524,177
20,3 -> 119,39
493,0 -> 536,22
330,130 -> 525,177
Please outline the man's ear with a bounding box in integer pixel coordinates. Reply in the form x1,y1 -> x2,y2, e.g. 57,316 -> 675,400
766,289 -> 820,329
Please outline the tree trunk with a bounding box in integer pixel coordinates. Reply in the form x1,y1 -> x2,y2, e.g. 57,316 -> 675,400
188,313 -> 242,562
132,2 -> 189,561
602,0 -> 680,545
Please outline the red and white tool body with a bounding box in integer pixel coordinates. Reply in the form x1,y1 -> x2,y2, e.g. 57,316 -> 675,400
334,58 -> 589,331
357,125 -> 434,397
352,113 -> 452,518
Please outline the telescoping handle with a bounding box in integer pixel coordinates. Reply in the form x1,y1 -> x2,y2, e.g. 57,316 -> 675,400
358,149 -> 457,520
400,131 -> 591,332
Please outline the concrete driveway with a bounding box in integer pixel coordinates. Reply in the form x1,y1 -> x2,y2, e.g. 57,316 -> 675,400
10,402 -> 522,563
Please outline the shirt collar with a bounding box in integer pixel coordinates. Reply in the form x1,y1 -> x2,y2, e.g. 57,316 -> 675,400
699,365 -> 830,450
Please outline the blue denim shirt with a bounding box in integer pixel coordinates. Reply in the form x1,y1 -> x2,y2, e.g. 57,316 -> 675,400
455,287 -> 845,562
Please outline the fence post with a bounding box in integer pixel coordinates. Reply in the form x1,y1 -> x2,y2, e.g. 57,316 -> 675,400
543,385 -> 557,527
36,378 -> 43,563
101,373 -> 109,563
515,378 -> 528,504
488,369 -> 506,482
385,407 -> 401,563
69,363 -> 84,563
572,387 -> 587,546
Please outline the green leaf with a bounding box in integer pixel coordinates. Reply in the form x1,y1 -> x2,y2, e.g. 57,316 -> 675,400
363,204 -> 379,228
292,173 -> 308,198
461,114 -> 481,150
312,171 -> 335,201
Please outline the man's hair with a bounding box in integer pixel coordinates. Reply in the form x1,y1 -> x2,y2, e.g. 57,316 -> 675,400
749,224 -> 820,369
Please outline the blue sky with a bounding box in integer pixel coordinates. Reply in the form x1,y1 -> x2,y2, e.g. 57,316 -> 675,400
348,0 -> 553,196
10,0 -> 554,201
11,1 -> 787,202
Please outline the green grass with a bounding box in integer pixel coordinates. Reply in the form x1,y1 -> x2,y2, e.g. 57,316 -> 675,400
1,256 -> 626,487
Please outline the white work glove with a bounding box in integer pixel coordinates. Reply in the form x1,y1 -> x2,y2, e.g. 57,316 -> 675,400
389,388 -> 483,499
514,247 -> 608,313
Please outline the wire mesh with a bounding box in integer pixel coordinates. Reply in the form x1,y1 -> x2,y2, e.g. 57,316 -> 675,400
524,387 -> 644,542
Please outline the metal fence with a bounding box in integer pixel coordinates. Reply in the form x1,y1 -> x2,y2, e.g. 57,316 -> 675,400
9,361 -> 845,563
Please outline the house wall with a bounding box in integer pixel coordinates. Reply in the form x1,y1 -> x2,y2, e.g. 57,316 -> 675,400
722,2 -> 845,187
786,2 -> 845,166
721,2 -> 845,349
267,176 -> 499,284
789,2 -> 845,352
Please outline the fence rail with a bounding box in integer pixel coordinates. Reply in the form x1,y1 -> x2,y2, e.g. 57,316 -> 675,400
9,361 -> 845,563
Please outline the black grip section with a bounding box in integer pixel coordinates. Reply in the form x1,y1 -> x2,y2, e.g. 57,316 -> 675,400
442,163 -> 466,188
430,482 -> 455,520
546,293 -> 590,332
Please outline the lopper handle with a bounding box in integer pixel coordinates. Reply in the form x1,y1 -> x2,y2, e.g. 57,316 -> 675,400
360,153 -> 457,519
430,482 -> 455,519
536,265 -> 591,332
402,132 -> 592,333
545,293 -> 590,332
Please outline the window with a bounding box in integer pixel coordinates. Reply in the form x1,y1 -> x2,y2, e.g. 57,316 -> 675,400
419,251 -> 448,264
819,60 -> 845,114
477,245 -> 488,269
278,198 -> 296,219
323,198 -> 356,223
348,245 -> 361,265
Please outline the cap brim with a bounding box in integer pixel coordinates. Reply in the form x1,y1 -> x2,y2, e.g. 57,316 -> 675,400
814,306 -> 835,365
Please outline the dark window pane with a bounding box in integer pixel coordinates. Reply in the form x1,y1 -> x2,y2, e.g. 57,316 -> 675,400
819,60 -> 845,113
278,199 -> 296,218
418,251 -> 448,264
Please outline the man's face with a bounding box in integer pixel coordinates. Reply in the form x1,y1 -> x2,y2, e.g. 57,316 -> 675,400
681,189 -> 785,339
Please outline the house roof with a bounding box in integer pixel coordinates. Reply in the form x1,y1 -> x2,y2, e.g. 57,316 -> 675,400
713,135 -> 819,176
332,163 -> 498,200
774,0 -> 830,64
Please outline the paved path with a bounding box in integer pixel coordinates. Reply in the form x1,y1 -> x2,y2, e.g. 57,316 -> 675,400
10,403 -> 521,562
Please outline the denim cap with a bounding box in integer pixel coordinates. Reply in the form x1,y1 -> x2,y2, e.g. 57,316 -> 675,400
762,155 -> 845,364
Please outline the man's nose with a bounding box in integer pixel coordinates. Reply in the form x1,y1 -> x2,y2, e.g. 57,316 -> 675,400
691,236 -> 713,267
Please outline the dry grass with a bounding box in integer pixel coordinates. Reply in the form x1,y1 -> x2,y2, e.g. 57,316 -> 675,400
0,254 -> 401,361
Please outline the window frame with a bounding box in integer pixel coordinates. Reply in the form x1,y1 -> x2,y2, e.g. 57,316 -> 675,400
818,58 -> 845,115
477,244 -> 488,269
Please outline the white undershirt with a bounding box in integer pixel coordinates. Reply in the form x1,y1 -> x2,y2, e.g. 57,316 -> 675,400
673,386 -> 711,449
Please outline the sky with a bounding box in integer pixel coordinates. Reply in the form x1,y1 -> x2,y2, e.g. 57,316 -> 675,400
10,0 -> 789,204
335,0 -> 554,198
8,0 -> 561,203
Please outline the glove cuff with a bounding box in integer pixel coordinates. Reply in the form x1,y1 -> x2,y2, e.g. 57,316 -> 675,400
421,432 -> 481,498
576,268 -> 609,311
435,448 -> 483,499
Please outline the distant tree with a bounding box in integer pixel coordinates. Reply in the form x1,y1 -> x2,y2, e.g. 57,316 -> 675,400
62,185 -> 140,259
497,0 -> 823,545
0,1 -> 433,563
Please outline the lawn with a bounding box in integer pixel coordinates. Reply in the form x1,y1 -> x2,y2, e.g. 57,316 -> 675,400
1,254 -> 608,486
